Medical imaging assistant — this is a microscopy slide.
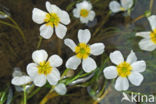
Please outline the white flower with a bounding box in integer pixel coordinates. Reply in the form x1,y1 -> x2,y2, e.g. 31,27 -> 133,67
73,1 -> 95,24
103,50 -> 146,91
11,68 -> 32,86
26,49 -> 63,87
54,83 -> 67,95
32,1 -> 70,39
109,0 -> 133,13
64,29 -> 105,73
136,15 -> 156,51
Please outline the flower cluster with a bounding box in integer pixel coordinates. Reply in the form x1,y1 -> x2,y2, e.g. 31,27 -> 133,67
10,0 -> 155,102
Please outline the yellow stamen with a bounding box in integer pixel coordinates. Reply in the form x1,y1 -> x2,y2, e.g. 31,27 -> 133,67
120,7 -> 125,11
37,61 -> 52,75
44,13 -> 60,27
150,29 -> 156,44
117,62 -> 132,77
75,43 -> 90,59
80,9 -> 89,18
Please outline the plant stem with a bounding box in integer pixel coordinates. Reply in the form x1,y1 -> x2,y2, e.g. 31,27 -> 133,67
37,36 -> 43,49
93,11 -> 111,36
149,0 -> 154,11
23,86 -> 27,104
0,20 -> 17,29
93,87 -> 111,104
132,14 -> 145,23
27,87 -> 41,100
61,68 -> 70,79
0,11 -> 26,43
7,14 -> 26,43
40,86 -> 57,104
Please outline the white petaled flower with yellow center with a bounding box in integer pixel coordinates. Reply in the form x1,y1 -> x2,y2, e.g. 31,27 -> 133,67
73,1 -> 95,24
136,15 -> 156,51
26,49 -> 63,87
32,1 -> 70,39
109,0 -> 133,13
103,50 -> 146,91
64,29 -> 105,73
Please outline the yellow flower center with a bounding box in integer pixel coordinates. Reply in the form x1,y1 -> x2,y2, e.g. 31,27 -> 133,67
37,61 -> 52,75
117,62 -> 132,77
44,13 -> 60,27
80,9 -> 89,18
75,43 -> 90,59
150,29 -> 156,44
120,7 -> 125,11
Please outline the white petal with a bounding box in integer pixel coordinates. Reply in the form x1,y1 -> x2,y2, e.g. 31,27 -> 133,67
73,8 -> 80,18
12,67 -> 22,77
48,55 -> 63,68
46,2 -> 60,13
45,1 -> 51,13
47,68 -> 60,85
138,39 -> 156,51
32,8 -> 47,24
80,17 -> 89,23
128,72 -> 144,86
52,68 -> 61,78
136,32 -> 150,39
103,66 -> 118,79
11,76 -> 31,86
109,1 -> 121,13
148,15 -> 156,30
121,0 -> 133,10
77,1 -> 92,11
131,60 -> 146,72
110,50 -> 124,65
33,74 -> 46,87
88,11 -> 95,21
32,49 -> 48,64
78,29 -> 91,43
58,10 -> 70,25
90,43 -> 105,56
54,83 -> 67,95
40,24 -> 53,39
82,57 -> 97,73
64,38 -> 77,52
55,23 -> 67,39
26,63 -> 38,78
126,50 -> 137,64
81,1 -> 92,10
66,56 -> 81,70
115,77 -> 129,91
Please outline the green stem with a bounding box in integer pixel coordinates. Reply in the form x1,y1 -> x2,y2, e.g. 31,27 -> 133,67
149,0 -> 154,11
23,86 -> 27,104
27,87 -> 41,100
37,36 -> 43,49
0,20 -> 17,29
61,68 -> 70,79
0,11 -> 26,43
